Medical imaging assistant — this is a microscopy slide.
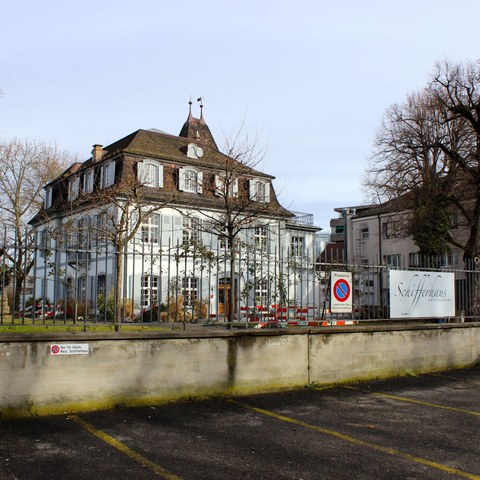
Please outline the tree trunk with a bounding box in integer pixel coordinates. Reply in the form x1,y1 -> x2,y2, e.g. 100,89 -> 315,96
227,250 -> 236,330
114,246 -> 124,332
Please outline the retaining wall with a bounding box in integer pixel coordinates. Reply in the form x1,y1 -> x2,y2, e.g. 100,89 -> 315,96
0,323 -> 479,417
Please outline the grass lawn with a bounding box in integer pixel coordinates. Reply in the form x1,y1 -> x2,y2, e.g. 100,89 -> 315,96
0,317 -> 173,334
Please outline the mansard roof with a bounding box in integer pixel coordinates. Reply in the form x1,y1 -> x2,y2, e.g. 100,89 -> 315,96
101,131 -> 269,180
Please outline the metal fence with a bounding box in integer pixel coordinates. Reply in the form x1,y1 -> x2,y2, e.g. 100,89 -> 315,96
1,229 -> 479,327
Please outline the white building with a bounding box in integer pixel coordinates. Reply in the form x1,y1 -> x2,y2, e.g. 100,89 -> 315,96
29,104 -> 321,321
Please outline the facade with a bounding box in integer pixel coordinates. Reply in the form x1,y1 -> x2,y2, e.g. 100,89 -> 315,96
329,201 -> 467,311
29,105 -> 321,321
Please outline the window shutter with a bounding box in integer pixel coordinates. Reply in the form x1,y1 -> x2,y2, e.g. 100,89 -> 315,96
197,171 -> 203,193
137,161 -> 144,183
249,179 -> 257,200
232,178 -> 239,197
158,164 -> 164,188
214,175 -> 223,196
179,168 -> 185,191
108,162 -> 115,186
172,215 -> 182,246
265,182 -> 271,202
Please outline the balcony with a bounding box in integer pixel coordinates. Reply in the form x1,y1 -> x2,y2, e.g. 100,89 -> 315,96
66,250 -> 91,266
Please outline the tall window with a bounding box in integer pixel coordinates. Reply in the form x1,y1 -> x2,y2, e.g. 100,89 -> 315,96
77,276 -> 87,301
182,216 -> 200,245
141,214 -> 160,244
254,225 -> 268,253
96,213 -> 109,244
38,229 -> 48,257
182,277 -> 198,306
291,236 -> 304,256
138,160 -> 163,188
141,275 -> 158,308
254,279 -> 269,305
219,227 -> 231,250
97,274 -> 106,297
77,217 -> 89,248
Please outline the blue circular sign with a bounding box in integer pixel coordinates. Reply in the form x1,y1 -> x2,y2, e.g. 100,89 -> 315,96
333,279 -> 351,302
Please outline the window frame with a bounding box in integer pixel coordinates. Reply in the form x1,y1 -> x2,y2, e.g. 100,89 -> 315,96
179,167 -> 203,194
182,277 -> 199,307
138,160 -> 164,188
83,169 -> 94,194
101,161 -> 115,189
141,213 -> 160,244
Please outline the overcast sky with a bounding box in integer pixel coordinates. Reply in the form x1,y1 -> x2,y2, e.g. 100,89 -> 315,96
2,0 -> 480,230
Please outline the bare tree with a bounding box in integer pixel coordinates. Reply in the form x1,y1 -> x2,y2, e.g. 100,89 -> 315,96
181,130 -> 285,328
0,139 -> 71,309
364,59 -> 480,259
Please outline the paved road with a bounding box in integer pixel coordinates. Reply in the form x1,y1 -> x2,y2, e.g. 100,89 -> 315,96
0,366 -> 479,479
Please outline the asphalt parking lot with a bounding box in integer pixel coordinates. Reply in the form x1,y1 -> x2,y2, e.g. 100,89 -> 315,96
0,366 -> 479,480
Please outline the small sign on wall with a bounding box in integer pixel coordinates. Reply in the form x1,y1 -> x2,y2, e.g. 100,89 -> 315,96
330,271 -> 353,314
50,344 -> 89,355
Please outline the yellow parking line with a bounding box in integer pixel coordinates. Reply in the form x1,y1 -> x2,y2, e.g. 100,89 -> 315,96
228,399 -> 480,480
343,386 -> 480,417
70,415 -> 182,480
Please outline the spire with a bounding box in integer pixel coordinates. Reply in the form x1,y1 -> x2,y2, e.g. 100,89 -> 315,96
179,97 -> 218,150
197,96 -> 205,124
188,97 -> 193,119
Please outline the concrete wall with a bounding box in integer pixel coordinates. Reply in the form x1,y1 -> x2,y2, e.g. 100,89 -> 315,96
0,323 -> 479,418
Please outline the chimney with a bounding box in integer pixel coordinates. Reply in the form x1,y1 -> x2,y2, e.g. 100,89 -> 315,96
92,144 -> 104,162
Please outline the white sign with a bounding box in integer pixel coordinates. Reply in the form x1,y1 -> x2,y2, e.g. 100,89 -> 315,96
389,270 -> 455,319
50,344 -> 89,355
330,271 -> 353,313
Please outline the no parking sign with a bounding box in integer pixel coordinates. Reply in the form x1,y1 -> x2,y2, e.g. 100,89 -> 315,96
330,271 -> 353,313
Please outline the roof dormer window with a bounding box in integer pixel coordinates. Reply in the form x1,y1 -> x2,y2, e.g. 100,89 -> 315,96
68,177 -> 80,201
186,143 -> 204,159
138,160 -> 164,188
100,161 -> 115,189
179,167 -> 203,194
249,178 -> 270,203
83,169 -> 94,194
215,174 -> 238,197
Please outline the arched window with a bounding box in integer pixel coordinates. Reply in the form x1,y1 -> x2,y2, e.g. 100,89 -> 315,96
179,167 -> 203,193
249,178 -> 270,203
138,160 -> 164,188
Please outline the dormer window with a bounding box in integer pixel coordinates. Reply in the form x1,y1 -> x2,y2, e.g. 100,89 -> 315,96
215,174 -> 238,197
83,169 -> 94,194
249,179 -> 270,203
101,161 -> 115,188
179,167 -> 203,194
186,143 -> 204,159
68,177 -> 80,201
138,160 -> 164,188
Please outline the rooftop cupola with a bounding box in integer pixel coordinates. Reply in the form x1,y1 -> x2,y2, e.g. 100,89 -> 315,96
179,98 -> 218,151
